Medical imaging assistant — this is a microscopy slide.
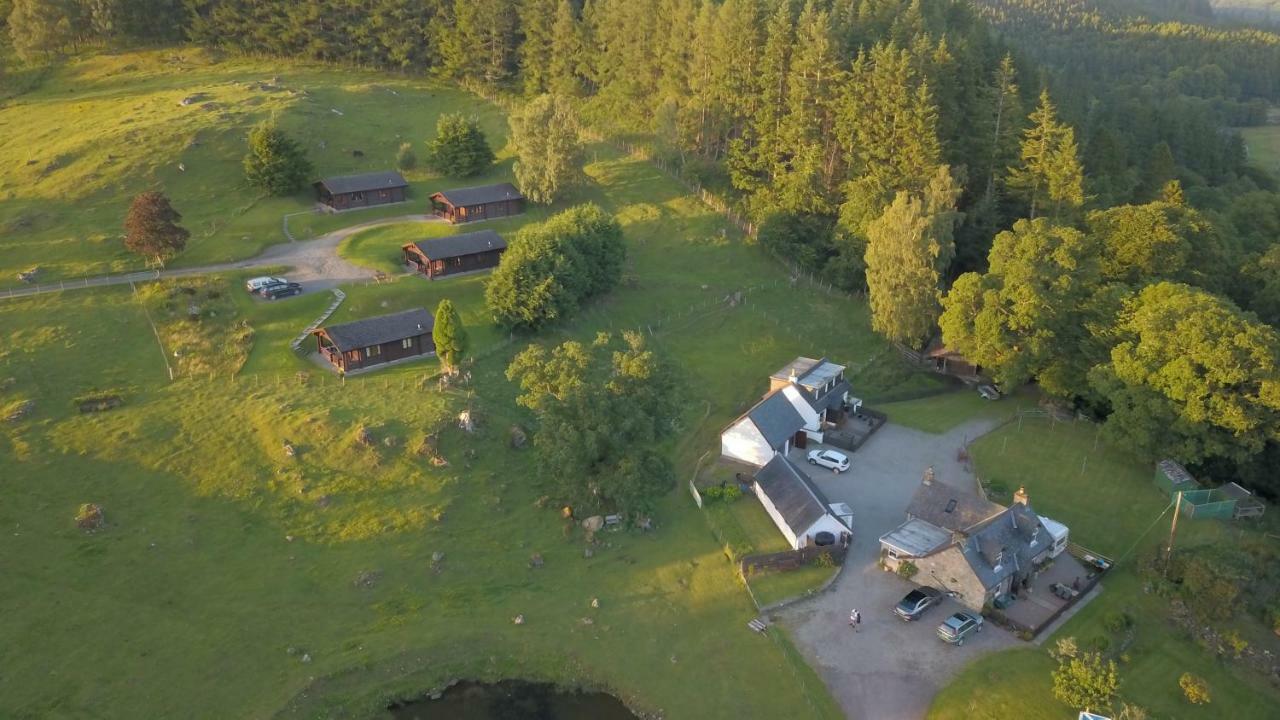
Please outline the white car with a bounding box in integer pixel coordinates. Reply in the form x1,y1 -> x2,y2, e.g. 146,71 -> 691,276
807,449 -> 850,473
246,276 -> 288,294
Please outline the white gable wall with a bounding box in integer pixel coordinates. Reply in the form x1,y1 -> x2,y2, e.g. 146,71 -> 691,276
780,384 -> 824,440
797,514 -> 850,549
720,417 -> 774,467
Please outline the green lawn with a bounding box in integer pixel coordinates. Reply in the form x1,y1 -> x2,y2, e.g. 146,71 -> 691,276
749,564 -> 839,608
0,48 -> 935,720
927,417 -> 1280,719
1242,125 -> 1280,178
878,387 -> 1023,435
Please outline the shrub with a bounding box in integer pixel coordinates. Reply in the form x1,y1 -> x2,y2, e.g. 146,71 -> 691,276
1051,650 -> 1119,711
396,142 -> 417,171
896,560 -> 918,580
1104,609 -> 1134,634
243,119 -> 312,195
1179,672 -> 1210,704
701,485 -> 742,503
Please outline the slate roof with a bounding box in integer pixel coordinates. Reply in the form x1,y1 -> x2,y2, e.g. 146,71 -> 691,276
803,379 -> 851,412
317,308 -> 433,352
432,182 -> 524,207
316,171 -> 409,195
754,454 -> 840,536
957,502 -> 1049,590
906,479 -> 1004,534
744,388 -> 807,450
407,230 -> 507,260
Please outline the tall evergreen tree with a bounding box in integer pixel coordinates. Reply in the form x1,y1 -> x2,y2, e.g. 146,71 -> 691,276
771,0 -> 841,215
728,0 -> 792,193
432,299 -> 469,373
981,54 -> 1022,206
242,120 -> 312,196
519,0 -> 556,96
546,0 -> 585,96
1007,90 -> 1085,220
425,113 -> 494,177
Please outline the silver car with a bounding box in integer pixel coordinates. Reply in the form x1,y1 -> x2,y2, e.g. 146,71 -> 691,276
937,610 -> 984,645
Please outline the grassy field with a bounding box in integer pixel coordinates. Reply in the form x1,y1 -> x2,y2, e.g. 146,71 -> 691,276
0,49 -> 926,719
336,211 -> 546,276
1242,124 -> 1280,178
927,417 -> 1280,719
0,48 -> 513,284
877,387 -> 1025,435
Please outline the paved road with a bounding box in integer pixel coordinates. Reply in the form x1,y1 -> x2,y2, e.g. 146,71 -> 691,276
777,417 -> 1019,720
1,214 -> 441,299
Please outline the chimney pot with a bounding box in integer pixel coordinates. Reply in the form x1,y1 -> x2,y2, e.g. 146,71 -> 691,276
1014,486 -> 1029,505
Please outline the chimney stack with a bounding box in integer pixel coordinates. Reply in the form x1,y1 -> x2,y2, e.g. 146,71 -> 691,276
922,466 -> 935,485
788,367 -> 798,383
1013,486 -> 1029,505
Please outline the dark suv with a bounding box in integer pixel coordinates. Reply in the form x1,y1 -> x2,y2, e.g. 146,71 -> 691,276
893,586 -> 944,621
262,282 -> 303,300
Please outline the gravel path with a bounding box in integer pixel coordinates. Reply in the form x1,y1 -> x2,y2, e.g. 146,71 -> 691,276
2,214 -> 442,299
776,416 -> 1020,720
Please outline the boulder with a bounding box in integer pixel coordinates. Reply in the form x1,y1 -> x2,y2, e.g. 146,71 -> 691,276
528,552 -> 544,569
582,515 -> 605,533
75,503 -> 105,531
510,424 -> 528,449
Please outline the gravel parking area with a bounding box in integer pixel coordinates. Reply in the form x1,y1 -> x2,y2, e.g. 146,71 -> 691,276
777,418 -> 1021,719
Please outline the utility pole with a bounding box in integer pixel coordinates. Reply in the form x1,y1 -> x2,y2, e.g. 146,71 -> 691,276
1165,491 -> 1183,577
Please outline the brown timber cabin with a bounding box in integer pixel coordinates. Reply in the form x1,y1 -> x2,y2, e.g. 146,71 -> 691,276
313,308 -> 435,373
314,171 -> 409,211
402,230 -> 507,279
430,182 -> 525,223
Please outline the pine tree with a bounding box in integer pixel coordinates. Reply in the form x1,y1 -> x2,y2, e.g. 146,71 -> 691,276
432,299 -> 468,373
519,0 -> 556,96
510,94 -> 585,204
243,120 -> 312,196
1007,90 -> 1085,220
123,191 -> 189,266
771,0 -> 841,215
396,142 -> 417,171
981,54 -> 1022,206
425,114 -> 494,177
547,0 -> 584,97
728,0 -> 792,193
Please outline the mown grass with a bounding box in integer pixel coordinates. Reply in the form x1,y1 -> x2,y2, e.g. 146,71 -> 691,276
927,417 -> 1280,719
750,564 -> 839,608
877,387 -> 1024,435
0,49 -> 934,720
1242,124 -> 1280,177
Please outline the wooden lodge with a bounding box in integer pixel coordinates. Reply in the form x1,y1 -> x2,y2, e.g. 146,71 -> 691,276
313,308 -> 435,373
314,171 -> 409,211
402,230 -> 508,280
430,182 -> 524,223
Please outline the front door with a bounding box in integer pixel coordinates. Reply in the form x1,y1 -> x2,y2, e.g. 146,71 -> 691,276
794,430 -> 807,449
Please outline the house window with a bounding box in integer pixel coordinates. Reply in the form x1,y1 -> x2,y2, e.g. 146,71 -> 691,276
353,192 -> 365,202
367,345 -> 382,358
347,350 -> 361,361
401,338 -> 414,350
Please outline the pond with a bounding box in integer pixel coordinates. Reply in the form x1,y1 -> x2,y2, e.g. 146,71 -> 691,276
388,680 -> 638,720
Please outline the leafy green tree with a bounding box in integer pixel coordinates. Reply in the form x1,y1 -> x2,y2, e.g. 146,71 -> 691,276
242,120 -> 312,195
425,113 -> 494,178
395,142 -> 417,171
1051,651 -> 1119,711
1179,673 -> 1211,705
1089,282 -> 1280,464
506,331 -> 677,516
1243,244 -> 1280,327
123,191 -> 189,266
8,0 -> 80,60
510,93 -> 584,204
864,166 -> 962,346
484,204 -> 623,330
432,299 -> 468,373
939,218 -> 1107,398
1007,90 -> 1085,220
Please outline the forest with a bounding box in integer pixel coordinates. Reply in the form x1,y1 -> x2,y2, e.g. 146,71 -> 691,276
4,0 -> 1280,497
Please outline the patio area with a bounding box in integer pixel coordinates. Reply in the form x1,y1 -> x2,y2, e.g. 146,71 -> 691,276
1001,552 -> 1099,633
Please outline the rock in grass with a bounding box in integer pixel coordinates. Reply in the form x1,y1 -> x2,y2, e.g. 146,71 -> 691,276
529,553 -> 544,569
75,503 -> 105,532
353,570 -> 382,589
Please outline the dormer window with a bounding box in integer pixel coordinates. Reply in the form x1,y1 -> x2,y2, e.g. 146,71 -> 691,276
993,550 -> 1004,573
944,499 -> 957,514
1030,526 -> 1040,546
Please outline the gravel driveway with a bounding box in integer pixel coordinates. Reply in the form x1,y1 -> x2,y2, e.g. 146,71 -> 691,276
777,418 -> 1020,720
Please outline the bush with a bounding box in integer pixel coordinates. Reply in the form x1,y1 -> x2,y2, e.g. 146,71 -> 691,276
1104,609 -> 1134,634
1051,651 -> 1119,711
1179,672 -> 1210,704
396,142 -> 417,171
757,212 -> 836,274
896,560 -> 919,579
701,484 -> 742,503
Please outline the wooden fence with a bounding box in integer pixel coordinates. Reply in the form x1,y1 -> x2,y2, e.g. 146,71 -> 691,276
740,544 -> 848,576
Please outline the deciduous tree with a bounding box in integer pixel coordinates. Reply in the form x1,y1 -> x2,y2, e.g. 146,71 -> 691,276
1051,651 -> 1119,711
510,93 -> 584,204
123,191 -> 189,266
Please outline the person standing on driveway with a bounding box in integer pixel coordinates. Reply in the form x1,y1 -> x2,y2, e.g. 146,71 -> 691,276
849,609 -> 861,631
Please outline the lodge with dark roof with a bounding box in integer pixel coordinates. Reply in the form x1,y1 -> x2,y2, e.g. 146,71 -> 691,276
314,171 -> 409,211
401,229 -> 508,279
430,182 -> 525,223
312,308 -> 435,373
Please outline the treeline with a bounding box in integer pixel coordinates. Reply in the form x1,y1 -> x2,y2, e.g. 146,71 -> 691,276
3,0 -> 185,59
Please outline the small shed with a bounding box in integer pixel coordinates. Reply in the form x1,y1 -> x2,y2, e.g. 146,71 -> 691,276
313,308 -> 434,373
753,454 -> 849,550
923,340 -> 981,379
314,171 -> 409,211
430,183 -> 525,223
402,230 -> 507,279
1154,459 -> 1199,496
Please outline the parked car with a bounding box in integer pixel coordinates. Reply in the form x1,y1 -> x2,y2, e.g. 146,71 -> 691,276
807,449 -> 850,473
246,276 -> 288,294
262,282 -> 303,300
977,385 -> 1001,400
893,586 -> 944,621
936,610 -> 983,645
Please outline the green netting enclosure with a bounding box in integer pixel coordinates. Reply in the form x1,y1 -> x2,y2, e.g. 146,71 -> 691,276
1178,483 -> 1266,521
